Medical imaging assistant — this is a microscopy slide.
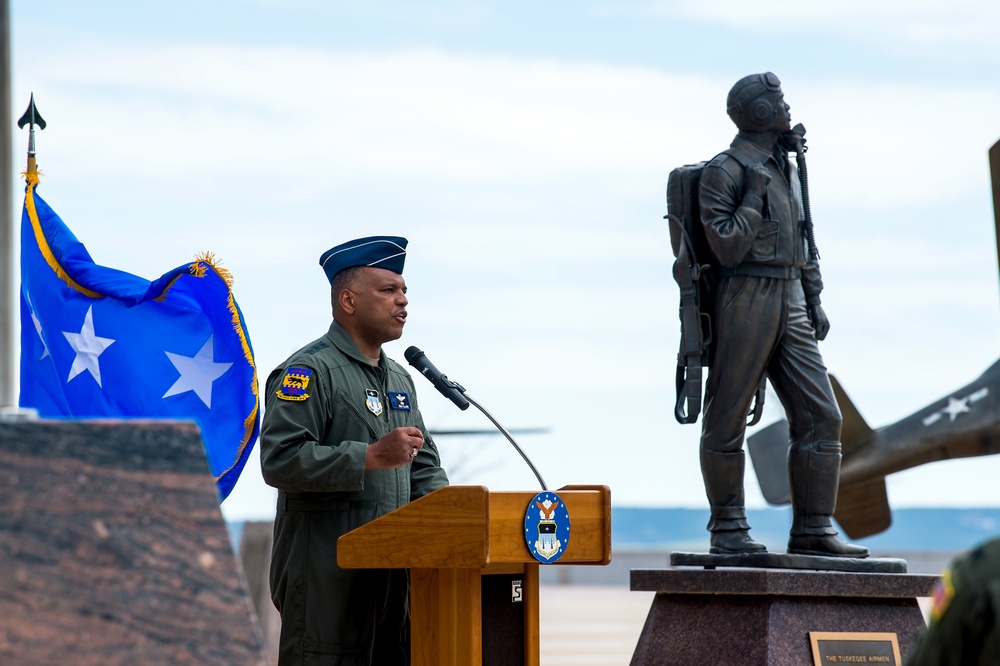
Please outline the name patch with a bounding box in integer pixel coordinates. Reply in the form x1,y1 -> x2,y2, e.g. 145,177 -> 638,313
388,391 -> 411,411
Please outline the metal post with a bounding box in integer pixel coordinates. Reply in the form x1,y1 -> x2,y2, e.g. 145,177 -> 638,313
0,0 -> 15,413
0,1 -> 32,421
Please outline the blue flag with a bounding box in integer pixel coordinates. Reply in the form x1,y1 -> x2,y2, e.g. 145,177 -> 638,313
18,178 -> 260,500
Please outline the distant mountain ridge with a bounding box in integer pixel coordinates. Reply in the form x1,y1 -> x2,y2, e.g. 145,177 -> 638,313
228,507 -> 1000,558
612,507 -> 1000,553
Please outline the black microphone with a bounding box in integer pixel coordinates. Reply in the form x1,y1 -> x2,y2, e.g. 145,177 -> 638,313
404,344 -> 548,490
404,346 -> 470,411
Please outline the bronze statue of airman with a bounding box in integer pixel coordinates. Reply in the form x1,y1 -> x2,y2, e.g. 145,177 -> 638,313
695,73 -> 867,558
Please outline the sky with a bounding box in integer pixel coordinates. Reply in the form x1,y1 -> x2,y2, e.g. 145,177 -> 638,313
5,0 -> 1000,524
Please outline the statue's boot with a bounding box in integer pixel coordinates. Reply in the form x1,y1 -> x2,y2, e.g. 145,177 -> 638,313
702,449 -> 767,554
786,441 -> 869,558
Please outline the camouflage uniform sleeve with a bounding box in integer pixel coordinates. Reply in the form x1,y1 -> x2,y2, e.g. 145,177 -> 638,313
259,363 -> 368,493
905,545 -> 1000,666
905,583 -> 991,665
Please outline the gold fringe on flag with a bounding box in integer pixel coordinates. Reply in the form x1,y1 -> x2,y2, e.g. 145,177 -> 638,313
191,251 -> 234,287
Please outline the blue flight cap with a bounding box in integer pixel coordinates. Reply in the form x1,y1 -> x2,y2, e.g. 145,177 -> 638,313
319,236 -> 408,283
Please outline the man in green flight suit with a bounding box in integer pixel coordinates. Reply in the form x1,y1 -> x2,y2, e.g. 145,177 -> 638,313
260,235 -> 449,666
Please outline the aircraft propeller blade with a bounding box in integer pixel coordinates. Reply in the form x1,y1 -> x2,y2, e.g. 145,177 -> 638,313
990,138 -> 1000,302
429,428 -> 550,437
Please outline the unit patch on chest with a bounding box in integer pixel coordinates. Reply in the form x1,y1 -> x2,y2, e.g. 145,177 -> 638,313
388,391 -> 411,411
365,388 -> 383,416
277,367 -> 312,401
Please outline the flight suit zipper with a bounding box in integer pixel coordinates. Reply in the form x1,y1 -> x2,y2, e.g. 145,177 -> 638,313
337,389 -> 380,441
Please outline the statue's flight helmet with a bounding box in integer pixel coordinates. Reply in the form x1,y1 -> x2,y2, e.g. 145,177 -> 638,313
726,72 -> 783,132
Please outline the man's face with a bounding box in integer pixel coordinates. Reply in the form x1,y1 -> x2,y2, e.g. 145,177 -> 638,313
771,91 -> 791,133
349,267 -> 409,346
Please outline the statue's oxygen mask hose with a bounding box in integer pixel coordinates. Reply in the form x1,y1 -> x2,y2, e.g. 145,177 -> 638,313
784,123 -> 820,262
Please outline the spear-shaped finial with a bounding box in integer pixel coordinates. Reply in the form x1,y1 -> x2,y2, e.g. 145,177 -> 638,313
17,93 -> 45,177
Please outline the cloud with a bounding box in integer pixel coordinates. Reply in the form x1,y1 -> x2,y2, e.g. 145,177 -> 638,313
632,0 -> 1000,55
17,46 -> 721,184
16,43 -> 999,216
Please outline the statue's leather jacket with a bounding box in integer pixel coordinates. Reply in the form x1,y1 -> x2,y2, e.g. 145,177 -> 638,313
699,133 -> 823,303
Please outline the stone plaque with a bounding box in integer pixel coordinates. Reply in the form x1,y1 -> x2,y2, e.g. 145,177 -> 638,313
810,632 -> 902,665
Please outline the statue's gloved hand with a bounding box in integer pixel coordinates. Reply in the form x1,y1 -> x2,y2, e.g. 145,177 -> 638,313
809,303 -> 830,341
745,164 -> 771,199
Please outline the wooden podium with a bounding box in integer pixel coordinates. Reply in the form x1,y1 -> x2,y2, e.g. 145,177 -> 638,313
338,485 -> 611,666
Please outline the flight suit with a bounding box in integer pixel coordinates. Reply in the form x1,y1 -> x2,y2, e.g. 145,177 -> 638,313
906,537 -> 1000,665
698,133 -> 842,545
261,320 -> 448,665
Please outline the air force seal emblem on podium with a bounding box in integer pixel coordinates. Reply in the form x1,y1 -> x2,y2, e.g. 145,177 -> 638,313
524,491 -> 570,563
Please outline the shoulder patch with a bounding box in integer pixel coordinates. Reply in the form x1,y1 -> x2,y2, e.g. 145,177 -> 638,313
305,342 -> 329,355
929,567 -> 955,624
277,367 -> 312,401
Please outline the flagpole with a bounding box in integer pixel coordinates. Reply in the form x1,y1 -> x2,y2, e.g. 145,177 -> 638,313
0,0 -> 15,415
1,3 -> 34,421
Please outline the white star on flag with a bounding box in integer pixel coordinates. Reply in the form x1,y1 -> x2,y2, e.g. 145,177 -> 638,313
63,305 -> 116,386
163,335 -> 233,409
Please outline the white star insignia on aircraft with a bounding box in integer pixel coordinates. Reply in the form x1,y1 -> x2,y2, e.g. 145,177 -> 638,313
162,335 -> 233,409
922,387 -> 990,426
63,305 -> 116,386
942,396 -> 971,421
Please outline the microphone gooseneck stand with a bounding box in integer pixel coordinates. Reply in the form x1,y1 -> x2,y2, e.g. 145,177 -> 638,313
405,345 -> 548,491
462,392 -> 548,491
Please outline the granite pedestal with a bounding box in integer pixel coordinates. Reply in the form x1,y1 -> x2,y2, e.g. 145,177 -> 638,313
630,568 -> 937,665
0,420 -> 266,666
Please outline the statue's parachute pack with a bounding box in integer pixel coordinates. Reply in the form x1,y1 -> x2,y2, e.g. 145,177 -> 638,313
665,161 -> 714,424
665,157 -> 765,426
